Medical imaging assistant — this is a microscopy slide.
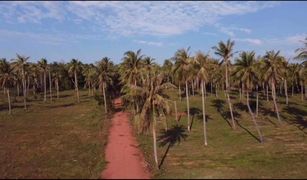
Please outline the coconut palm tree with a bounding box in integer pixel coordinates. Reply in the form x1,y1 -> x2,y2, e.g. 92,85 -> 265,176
0,59 -> 15,114
262,50 -> 284,123
212,39 -> 236,129
11,54 -> 29,109
97,57 -> 114,113
295,37 -> 307,63
194,51 -> 210,146
68,59 -> 82,103
233,51 -> 263,142
38,58 -> 48,102
173,47 -> 193,132
288,63 -> 300,96
120,49 -> 144,113
126,71 -> 175,169
83,64 -> 97,97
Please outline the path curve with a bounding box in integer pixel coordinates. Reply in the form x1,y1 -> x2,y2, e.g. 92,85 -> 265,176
101,98 -> 151,179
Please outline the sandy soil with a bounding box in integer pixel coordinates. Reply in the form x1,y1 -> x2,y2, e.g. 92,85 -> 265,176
101,98 -> 151,179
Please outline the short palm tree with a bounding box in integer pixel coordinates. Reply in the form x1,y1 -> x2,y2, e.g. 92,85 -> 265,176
11,54 -> 29,109
0,59 -> 15,114
97,57 -> 114,113
233,51 -> 263,142
68,59 -> 82,103
38,58 -> 48,102
212,39 -> 236,129
262,50 -> 284,123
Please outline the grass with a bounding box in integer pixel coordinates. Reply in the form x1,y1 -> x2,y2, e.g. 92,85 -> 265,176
0,89 -> 110,179
135,88 -> 307,178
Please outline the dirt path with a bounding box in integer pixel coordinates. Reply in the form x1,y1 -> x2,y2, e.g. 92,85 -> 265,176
101,98 -> 151,179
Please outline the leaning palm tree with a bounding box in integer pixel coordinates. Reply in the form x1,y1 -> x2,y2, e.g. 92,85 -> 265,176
194,51 -> 210,146
261,50 -> 284,123
233,51 -> 263,143
11,54 -> 29,109
96,57 -> 114,113
212,39 -> 236,129
38,58 -> 48,102
0,59 -> 15,114
173,47 -> 193,132
68,59 -> 82,103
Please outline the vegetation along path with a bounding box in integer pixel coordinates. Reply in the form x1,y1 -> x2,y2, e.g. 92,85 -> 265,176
101,98 -> 151,179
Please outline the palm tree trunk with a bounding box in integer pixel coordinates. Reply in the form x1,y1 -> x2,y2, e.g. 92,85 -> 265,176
44,71 -> 47,102
271,81 -> 281,123
22,69 -> 27,110
56,79 -> 59,99
239,86 -> 242,102
102,82 -> 107,113
27,76 -> 30,96
178,84 -> 181,101
185,81 -> 191,132
201,80 -> 207,146
284,79 -> 288,105
291,81 -> 294,97
266,84 -> 269,101
7,88 -> 11,115
256,85 -> 259,117
215,84 -> 218,98
152,105 -> 159,169
225,66 -> 235,130
174,100 -> 178,123
192,80 -> 195,96
210,82 -> 213,96
49,70 -> 52,102
17,83 -> 20,97
74,70 -> 80,103
246,91 -> 263,143
301,81 -> 304,101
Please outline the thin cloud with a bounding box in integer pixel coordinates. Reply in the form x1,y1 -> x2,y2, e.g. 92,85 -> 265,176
133,40 -> 163,47
0,1 -> 278,36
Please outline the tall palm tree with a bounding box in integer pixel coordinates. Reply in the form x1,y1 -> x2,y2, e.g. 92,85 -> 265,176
68,59 -> 82,103
288,63 -> 300,96
295,37 -> 307,63
0,59 -> 15,114
120,49 -> 144,113
38,58 -> 48,102
212,39 -> 236,129
97,57 -> 114,113
126,72 -> 175,169
173,47 -> 193,132
12,54 -> 29,109
194,51 -> 210,146
262,50 -> 284,123
233,51 -> 263,143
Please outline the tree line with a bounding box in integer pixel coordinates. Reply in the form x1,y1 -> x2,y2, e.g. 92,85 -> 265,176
1,38 -> 306,169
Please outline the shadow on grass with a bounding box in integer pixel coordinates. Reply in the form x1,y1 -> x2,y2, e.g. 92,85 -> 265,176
158,125 -> 188,169
0,103 -> 30,112
212,99 -> 240,128
283,106 -> 307,133
48,103 -> 75,109
236,119 -> 262,143
186,107 -> 201,131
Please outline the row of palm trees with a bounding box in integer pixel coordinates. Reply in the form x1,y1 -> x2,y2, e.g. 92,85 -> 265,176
119,38 -> 307,168
1,38 -> 306,169
0,56 -> 116,114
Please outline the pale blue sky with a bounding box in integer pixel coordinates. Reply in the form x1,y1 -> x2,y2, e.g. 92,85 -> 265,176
0,1 -> 306,64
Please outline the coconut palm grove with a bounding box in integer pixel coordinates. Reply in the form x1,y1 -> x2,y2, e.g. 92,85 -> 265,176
1,1 -> 307,179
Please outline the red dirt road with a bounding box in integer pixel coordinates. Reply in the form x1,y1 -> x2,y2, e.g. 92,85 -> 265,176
101,98 -> 151,179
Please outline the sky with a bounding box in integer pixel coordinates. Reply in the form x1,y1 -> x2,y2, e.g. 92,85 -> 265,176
0,1 -> 306,65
